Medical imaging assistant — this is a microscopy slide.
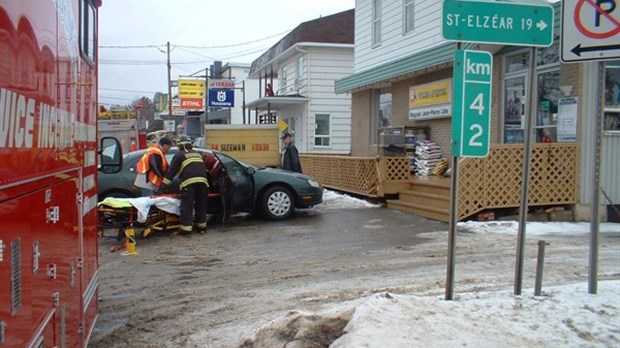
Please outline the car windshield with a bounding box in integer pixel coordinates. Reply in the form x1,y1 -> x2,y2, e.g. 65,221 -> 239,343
214,151 -> 253,175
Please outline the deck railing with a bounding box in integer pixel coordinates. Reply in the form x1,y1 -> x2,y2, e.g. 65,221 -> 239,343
301,142 -> 577,220
457,143 -> 578,219
300,155 -> 410,197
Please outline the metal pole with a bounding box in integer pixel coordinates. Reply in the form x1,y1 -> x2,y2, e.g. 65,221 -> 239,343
446,41 -> 462,301
205,70 -> 209,124
167,41 -> 172,121
242,80 -> 246,124
514,46 -> 537,296
534,240 -> 549,296
589,62 -> 604,294
445,154 -> 459,300
204,67 -> 208,125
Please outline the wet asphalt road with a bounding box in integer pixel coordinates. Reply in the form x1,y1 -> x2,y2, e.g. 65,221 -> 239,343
92,204 -> 449,347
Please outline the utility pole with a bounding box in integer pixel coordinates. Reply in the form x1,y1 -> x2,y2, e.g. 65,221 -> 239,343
205,66 -> 209,124
242,80 -> 246,124
167,41 -> 172,121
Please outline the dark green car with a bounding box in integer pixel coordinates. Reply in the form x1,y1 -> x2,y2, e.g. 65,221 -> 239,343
97,148 -> 323,220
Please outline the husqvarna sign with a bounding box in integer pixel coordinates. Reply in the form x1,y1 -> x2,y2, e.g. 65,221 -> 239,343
208,89 -> 234,107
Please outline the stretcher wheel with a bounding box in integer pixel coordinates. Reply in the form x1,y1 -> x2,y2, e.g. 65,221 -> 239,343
142,227 -> 153,238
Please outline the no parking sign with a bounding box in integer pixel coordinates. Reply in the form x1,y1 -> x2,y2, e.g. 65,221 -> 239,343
561,0 -> 620,62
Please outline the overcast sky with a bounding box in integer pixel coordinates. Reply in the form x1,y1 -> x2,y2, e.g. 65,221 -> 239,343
98,0 -> 355,106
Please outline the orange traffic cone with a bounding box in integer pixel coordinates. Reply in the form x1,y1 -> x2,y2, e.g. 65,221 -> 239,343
130,137 -> 137,152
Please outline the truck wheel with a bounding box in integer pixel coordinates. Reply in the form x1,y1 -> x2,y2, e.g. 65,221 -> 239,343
261,186 -> 294,220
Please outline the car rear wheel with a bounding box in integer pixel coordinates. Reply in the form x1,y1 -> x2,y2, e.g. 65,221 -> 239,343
261,186 -> 294,220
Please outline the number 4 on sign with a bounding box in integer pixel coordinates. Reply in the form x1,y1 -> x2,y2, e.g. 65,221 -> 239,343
470,93 -> 485,115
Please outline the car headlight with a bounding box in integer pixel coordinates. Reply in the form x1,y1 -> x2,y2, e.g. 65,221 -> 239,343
308,179 -> 321,188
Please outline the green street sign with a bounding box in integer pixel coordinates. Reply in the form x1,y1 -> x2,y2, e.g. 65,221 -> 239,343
442,0 -> 554,47
452,49 -> 492,158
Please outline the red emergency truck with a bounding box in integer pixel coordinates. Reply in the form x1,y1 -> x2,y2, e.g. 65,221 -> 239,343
0,1 -> 121,346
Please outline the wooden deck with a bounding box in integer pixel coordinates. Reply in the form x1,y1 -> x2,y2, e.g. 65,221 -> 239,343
301,143 -> 577,222
387,176 -> 451,222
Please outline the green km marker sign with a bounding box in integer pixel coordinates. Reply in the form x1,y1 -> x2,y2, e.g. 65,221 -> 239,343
442,0 -> 554,47
452,49 -> 492,158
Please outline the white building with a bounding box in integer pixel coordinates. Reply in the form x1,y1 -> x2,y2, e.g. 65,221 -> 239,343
246,9 -> 355,154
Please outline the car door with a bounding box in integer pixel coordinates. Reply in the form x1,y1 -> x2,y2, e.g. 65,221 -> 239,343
214,152 -> 255,211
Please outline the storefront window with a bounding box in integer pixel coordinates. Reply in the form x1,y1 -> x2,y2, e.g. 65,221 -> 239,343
502,43 -> 561,144
535,70 -> 560,142
504,51 -> 529,74
604,60 -> 620,131
370,89 -> 392,144
504,76 -> 525,144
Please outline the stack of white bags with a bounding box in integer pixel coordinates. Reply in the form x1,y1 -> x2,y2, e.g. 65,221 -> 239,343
414,140 -> 442,176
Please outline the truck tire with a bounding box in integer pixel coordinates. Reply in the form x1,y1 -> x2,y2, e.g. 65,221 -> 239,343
261,186 -> 294,220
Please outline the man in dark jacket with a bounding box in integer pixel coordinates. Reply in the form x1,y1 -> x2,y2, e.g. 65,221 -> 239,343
281,132 -> 302,173
161,136 -> 209,234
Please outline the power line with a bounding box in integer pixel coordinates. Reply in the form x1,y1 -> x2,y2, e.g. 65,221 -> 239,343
99,44 -> 165,49
100,59 -> 211,65
170,29 -> 290,49
100,87 -> 159,94
98,29 -> 289,51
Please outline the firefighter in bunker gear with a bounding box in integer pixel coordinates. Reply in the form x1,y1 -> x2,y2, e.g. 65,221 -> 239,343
136,137 -> 172,195
161,136 -> 209,234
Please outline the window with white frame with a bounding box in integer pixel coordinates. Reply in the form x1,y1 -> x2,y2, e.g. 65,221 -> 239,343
315,114 -> 330,146
279,65 -> 287,95
295,56 -> 303,90
370,89 -> 392,145
502,42 -> 561,144
404,0 -> 415,34
372,0 -> 382,46
604,60 -> 620,132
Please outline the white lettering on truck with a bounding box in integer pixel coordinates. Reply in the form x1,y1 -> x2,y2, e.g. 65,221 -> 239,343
0,87 -> 91,149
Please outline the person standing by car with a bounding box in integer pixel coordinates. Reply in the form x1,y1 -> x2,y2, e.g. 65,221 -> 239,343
135,137 -> 172,196
161,136 -> 210,234
281,132 -> 302,173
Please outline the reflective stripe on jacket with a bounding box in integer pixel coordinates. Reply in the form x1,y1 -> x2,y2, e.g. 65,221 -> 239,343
162,151 -> 209,189
136,145 -> 169,186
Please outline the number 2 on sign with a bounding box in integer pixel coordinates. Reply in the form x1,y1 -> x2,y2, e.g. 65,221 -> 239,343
469,124 -> 483,147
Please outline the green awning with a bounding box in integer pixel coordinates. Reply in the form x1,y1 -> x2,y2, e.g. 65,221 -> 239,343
335,42 -> 477,93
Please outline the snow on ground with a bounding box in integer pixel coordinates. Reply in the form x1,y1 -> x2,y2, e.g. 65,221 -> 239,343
319,189 -> 383,210
245,211 -> 620,348
330,280 -> 620,348
458,220 -> 620,235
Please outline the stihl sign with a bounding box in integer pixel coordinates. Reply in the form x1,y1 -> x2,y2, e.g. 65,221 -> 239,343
180,97 -> 204,109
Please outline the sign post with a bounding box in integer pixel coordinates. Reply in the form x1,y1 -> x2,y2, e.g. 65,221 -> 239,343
442,0 -> 555,299
561,0 -> 619,295
446,49 -> 492,300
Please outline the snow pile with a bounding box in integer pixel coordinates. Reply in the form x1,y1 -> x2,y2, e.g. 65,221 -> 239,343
458,221 -> 620,236
243,281 -> 620,348
319,189 -> 383,209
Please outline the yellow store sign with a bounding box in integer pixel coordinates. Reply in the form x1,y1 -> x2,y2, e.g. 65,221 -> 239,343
178,79 -> 206,98
409,79 -> 452,120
